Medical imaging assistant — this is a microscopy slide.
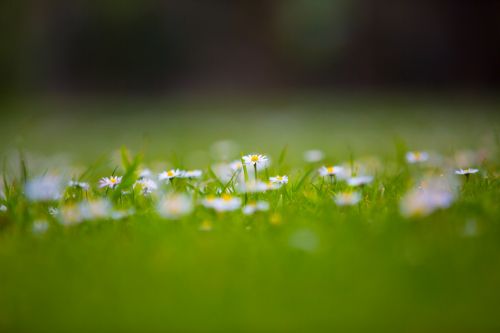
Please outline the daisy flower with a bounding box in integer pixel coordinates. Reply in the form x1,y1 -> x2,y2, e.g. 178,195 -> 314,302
269,175 -> 288,185
158,169 -> 182,181
347,176 -> 373,187
212,163 -> 236,183
334,192 -> 361,206
266,181 -> 281,191
79,199 -> 112,220
455,168 -> 479,175
211,194 -> 242,212
242,201 -> 270,215
242,154 -> 269,169
134,178 -> 158,195
319,166 -> 344,177
238,180 -> 270,193
400,177 -> 456,217
181,170 -> 203,179
157,194 -> 193,219
400,188 -> 454,218
68,180 -> 90,190
138,169 -> 153,179
406,151 -> 429,163
99,176 -> 122,189
455,168 -> 479,182
201,195 -> 217,209
229,160 -> 243,171
25,175 -> 63,201
303,149 -> 324,163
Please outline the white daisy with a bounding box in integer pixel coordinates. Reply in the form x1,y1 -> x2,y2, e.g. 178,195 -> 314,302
134,178 -> 158,195
201,195 -> 217,209
303,149 -> 324,163
406,151 -> 429,163
99,176 -> 122,189
138,168 -> 153,179
79,199 -> 112,220
347,176 -> 373,187
319,166 -> 344,177
25,175 -> 63,201
266,182 -> 281,191
242,154 -> 269,168
211,163 -> 235,183
400,177 -> 456,217
229,160 -> 243,171
242,201 -> 270,215
334,192 -> 361,206
157,194 -> 193,219
400,188 -> 454,218
210,194 -> 242,212
238,180 -> 270,193
158,169 -> 182,181
269,175 -> 288,185
68,180 -> 90,190
181,170 -> 203,179
455,168 -> 479,175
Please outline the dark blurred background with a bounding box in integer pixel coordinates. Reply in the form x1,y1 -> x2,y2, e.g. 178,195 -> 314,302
1,0 -> 499,95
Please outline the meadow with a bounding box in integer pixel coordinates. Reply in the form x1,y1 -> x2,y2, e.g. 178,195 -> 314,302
0,96 -> 499,332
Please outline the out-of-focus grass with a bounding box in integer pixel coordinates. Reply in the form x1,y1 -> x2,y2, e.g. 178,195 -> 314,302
1,95 -> 499,163
0,96 -> 499,332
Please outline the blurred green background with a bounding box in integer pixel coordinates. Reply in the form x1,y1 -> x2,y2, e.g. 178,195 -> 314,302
1,95 -> 499,164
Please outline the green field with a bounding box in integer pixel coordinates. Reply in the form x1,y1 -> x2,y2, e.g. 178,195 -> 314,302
1,96 -> 499,332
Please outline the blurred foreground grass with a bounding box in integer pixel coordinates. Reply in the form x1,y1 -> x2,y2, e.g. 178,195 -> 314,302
0,95 -> 499,332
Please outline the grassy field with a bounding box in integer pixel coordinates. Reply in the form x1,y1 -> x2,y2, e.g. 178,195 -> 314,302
0,96 -> 499,332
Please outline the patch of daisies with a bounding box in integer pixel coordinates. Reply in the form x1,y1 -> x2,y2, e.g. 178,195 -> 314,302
0,146 -> 490,233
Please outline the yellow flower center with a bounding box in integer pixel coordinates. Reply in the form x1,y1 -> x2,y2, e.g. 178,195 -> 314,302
222,194 -> 232,201
251,155 -> 259,163
110,178 -> 117,184
327,166 -> 334,173
276,176 -> 283,181
167,170 -> 174,177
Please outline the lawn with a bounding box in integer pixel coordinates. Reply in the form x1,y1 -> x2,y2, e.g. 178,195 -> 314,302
0,95 -> 499,332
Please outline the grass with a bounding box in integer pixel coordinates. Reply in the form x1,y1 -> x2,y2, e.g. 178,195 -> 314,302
0,96 -> 500,332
